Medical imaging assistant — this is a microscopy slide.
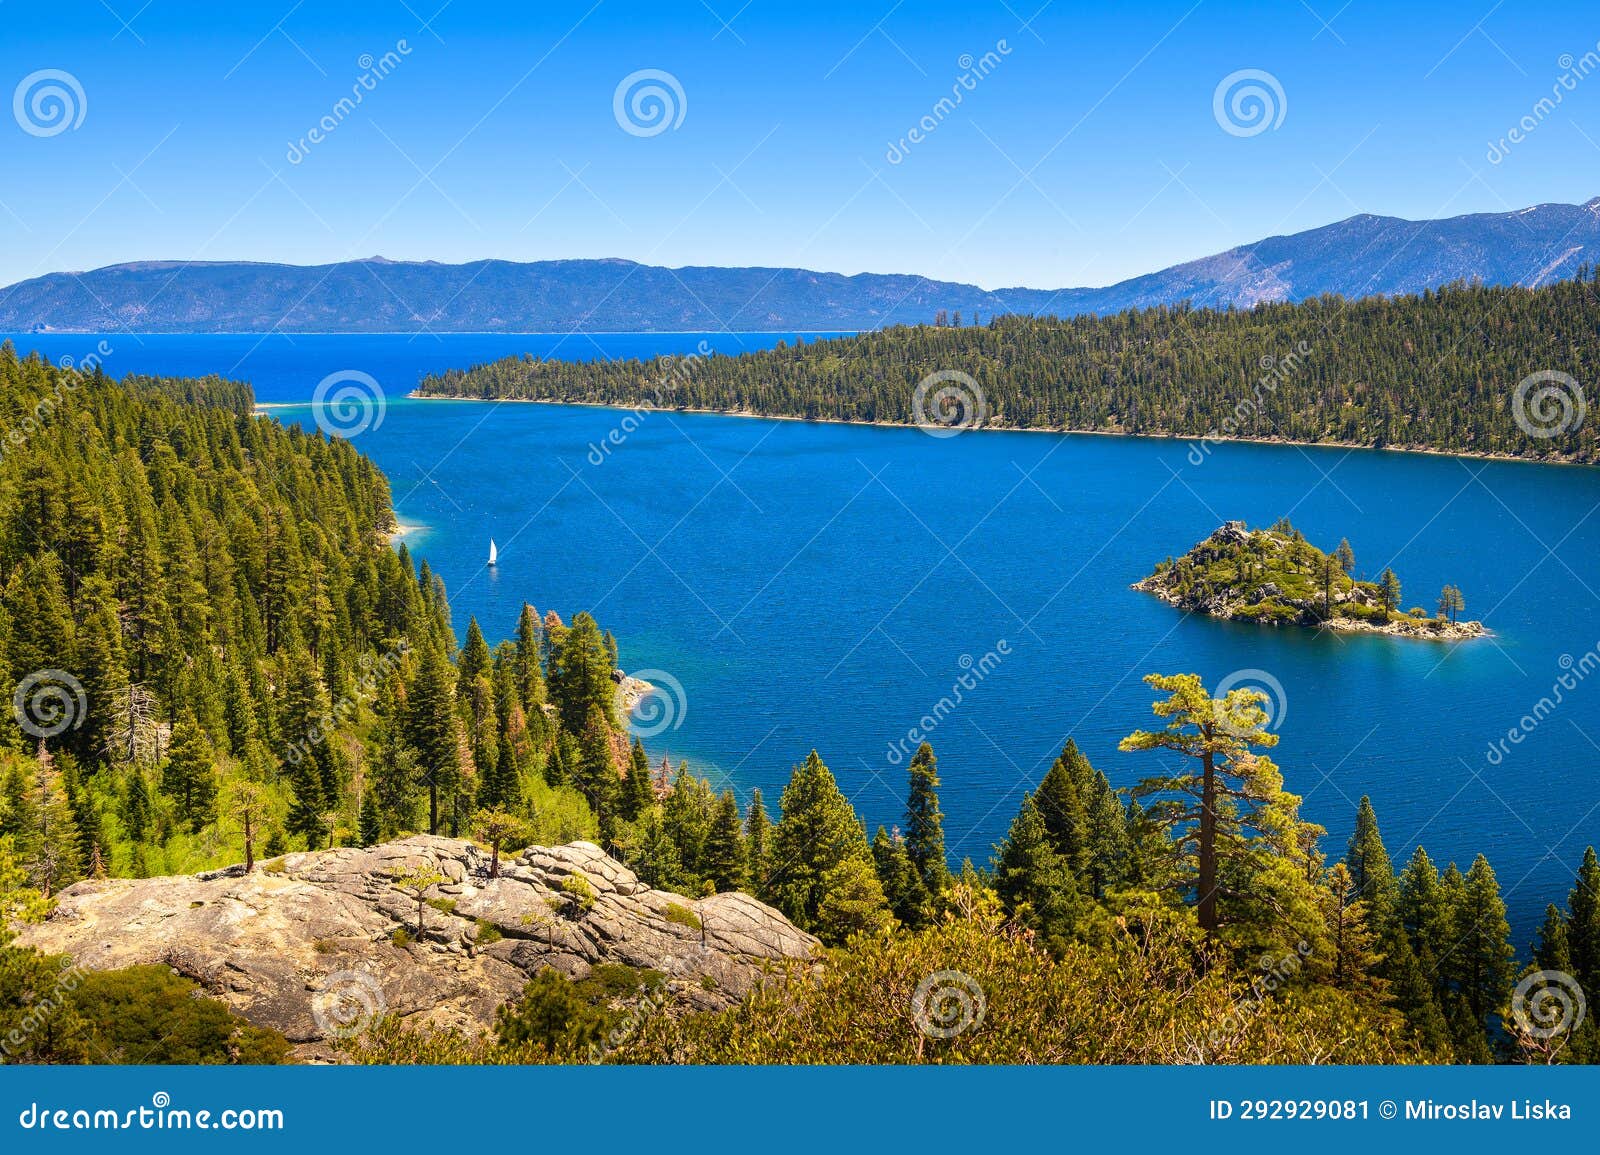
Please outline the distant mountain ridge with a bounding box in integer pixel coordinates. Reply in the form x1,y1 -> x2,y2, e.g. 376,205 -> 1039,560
3,197 -> 1598,333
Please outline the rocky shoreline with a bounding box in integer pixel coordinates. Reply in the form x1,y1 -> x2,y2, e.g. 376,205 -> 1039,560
1132,576 -> 1487,640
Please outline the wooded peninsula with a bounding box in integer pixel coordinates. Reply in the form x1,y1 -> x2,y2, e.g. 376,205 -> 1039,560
415,275 -> 1600,464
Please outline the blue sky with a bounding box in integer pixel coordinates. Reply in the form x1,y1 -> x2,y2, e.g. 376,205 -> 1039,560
2,0 -> 1598,289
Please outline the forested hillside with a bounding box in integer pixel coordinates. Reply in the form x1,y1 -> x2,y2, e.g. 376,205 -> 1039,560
418,274 -> 1600,463
2,347 -> 1597,1067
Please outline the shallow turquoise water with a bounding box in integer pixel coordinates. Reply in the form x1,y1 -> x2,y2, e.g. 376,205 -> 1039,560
10,332 -> 1599,939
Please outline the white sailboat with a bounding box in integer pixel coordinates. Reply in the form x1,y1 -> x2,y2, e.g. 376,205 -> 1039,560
488,539 -> 498,566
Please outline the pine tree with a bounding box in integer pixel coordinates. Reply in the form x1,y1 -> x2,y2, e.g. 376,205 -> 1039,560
1566,846 -> 1600,997
1336,538 -> 1355,574
1083,770 -> 1130,897
814,854 -> 895,941
1450,855 -> 1516,1049
871,825 -> 926,927
407,642 -> 461,834
629,807 -> 685,892
1120,672 -> 1324,948
622,738 -> 653,821
702,790 -> 747,893
574,703 -> 619,841
27,744 -> 83,897
903,742 -> 948,893
1035,740 -> 1092,875
121,769 -> 152,844
457,617 -> 492,695
547,612 -> 615,735
993,793 -> 1083,949
662,765 -> 714,883
769,750 -> 883,938
513,603 -> 547,718
285,752 -> 327,848
1378,567 -> 1402,616
1320,862 -> 1387,997
744,787 -> 771,895
159,716 -> 218,834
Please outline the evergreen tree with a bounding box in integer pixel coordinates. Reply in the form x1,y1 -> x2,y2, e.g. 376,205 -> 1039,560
1319,862 -> 1387,997
1083,770 -> 1130,898
407,642 -> 461,834
121,769 -> 152,844
1120,672 -> 1324,950
160,717 -> 218,834
744,787 -> 771,895
993,794 -> 1084,950
1035,740 -> 1092,875
573,703 -> 619,841
1451,854 -> 1516,1042
815,854 -> 895,941
622,738 -> 653,821
1566,846 -> 1600,997
547,612 -> 615,735
871,825 -> 926,927
769,751 -> 884,939
903,742 -> 948,893
661,766 -> 715,884
702,790 -> 747,893
285,752 -> 327,848
629,807 -> 686,892
1378,567 -> 1402,616
25,744 -> 83,897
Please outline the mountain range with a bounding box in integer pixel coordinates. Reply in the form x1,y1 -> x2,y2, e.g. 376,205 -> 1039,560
3,197 -> 1598,333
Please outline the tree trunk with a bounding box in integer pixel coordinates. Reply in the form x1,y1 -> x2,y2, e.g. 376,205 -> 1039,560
1198,750 -> 1218,933
243,812 -> 255,872
428,783 -> 439,834
490,841 -> 500,879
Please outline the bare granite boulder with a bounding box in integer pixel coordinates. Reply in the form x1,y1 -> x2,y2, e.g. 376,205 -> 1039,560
17,835 -> 817,1059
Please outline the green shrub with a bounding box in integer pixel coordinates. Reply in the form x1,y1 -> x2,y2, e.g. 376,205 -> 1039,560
662,902 -> 701,932
558,872 -> 596,913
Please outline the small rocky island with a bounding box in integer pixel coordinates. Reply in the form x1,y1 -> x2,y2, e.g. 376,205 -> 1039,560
1134,520 -> 1485,640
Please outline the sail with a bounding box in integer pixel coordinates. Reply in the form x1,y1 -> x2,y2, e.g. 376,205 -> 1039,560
488,539 -> 498,566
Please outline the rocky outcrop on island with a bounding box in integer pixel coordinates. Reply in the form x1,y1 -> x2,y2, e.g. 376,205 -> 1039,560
1134,521 -> 1485,640
16,835 -> 816,1060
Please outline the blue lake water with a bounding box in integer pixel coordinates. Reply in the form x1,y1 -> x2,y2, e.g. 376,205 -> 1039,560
9,331 -> 1600,942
